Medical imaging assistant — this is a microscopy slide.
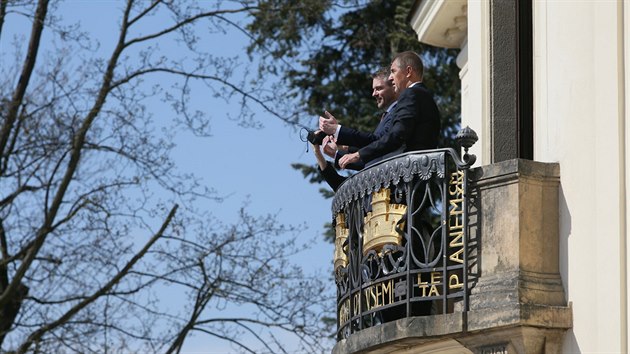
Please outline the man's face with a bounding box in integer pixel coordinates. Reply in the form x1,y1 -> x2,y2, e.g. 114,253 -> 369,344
372,77 -> 396,109
389,59 -> 408,94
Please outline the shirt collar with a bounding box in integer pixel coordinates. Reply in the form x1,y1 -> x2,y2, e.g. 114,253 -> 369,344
386,100 -> 398,113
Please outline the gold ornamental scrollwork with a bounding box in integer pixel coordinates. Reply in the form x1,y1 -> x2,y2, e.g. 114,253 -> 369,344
363,188 -> 406,255
333,213 -> 349,271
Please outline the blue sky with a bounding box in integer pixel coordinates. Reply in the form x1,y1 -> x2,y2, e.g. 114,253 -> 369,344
1,1 -> 335,352
159,7 -> 337,349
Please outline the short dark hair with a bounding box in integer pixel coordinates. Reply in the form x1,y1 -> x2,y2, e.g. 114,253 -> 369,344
393,51 -> 424,78
371,67 -> 392,85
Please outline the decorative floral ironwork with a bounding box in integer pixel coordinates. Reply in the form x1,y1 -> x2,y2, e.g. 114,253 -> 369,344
332,151 -> 448,214
332,137 -> 477,341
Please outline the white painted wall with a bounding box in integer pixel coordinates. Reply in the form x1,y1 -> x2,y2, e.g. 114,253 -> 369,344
460,0 -> 490,166
532,1 -> 627,353
415,1 -> 629,352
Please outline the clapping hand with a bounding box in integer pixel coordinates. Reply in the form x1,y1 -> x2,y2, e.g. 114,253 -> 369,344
322,135 -> 337,158
319,111 -> 338,135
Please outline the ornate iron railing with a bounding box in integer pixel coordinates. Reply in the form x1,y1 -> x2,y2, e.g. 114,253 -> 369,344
332,128 -> 477,341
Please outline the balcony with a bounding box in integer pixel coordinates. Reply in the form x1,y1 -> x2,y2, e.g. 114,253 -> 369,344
331,129 -> 572,354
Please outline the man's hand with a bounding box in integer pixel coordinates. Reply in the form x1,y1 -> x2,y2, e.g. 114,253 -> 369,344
339,152 -> 360,169
322,135 -> 337,158
319,111 -> 338,135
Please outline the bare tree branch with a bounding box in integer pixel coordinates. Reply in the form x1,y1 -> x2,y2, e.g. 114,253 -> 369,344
111,67 -> 300,127
124,6 -> 257,48
0,0 -> 133,311
16,204 -> 178,354
128,0 -> 162,26
0,1 -> 332,352
164,258 -> 220,354
0,185 -> 41,208
189,327 -> 257,354
0,0 -> 8,39
0,0 -> 48,172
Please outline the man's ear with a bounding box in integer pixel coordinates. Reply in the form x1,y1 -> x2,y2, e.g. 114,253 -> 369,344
405,66 -> 413,78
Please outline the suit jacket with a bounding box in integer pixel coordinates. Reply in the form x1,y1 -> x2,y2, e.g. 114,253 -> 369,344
334,104 -> 396,170
358,83 -> 440,165
320,109 -> 396,190
320,161 -> 347,191
336,110 -> 394,147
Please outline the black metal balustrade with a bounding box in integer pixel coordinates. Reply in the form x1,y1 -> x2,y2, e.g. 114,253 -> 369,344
332,127 -> 478,341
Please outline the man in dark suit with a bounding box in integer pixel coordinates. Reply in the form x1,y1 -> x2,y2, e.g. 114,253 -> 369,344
313,68 -> 399,190
337,51 -> 440,169
339,52 -> 440,320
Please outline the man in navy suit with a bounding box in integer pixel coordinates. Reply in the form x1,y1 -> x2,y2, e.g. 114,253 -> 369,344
330,52 -> 441,320
313,68 -> 398,190
318,69 -> 399,171
337,51 -> 441,169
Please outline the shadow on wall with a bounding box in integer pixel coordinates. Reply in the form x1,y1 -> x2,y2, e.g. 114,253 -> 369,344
558,184 -> 579,353
467,177 -> 481,293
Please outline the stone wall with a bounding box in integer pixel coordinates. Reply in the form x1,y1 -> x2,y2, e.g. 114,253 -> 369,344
332,159 -> 572,354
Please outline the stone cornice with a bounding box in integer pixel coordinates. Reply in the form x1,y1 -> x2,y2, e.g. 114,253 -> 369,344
410,0 -> 468,49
